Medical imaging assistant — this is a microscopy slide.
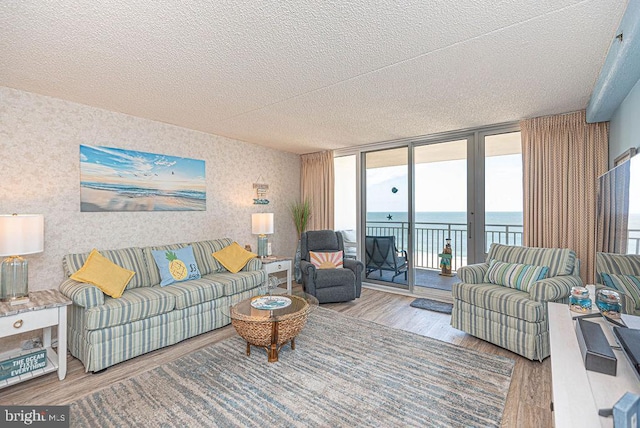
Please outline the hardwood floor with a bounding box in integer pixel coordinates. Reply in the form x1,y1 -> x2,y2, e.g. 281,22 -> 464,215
1,287 -> 552,427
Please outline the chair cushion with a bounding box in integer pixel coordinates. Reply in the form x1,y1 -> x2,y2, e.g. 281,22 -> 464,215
314,268 -> 355,290
483,259 -> 549,292
309,250 -> 344,269
601,273 -> 640,311
487,243 -> 575,277
452,282 -> 545,323
306,230 -> 340,252
85,287 -> 175,330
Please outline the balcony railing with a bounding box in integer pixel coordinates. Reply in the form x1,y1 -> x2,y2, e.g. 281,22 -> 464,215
366,221 -> 522,271
365,221 -> 640,271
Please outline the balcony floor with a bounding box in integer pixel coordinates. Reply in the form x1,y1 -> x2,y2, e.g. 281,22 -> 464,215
365,267 -> 457,292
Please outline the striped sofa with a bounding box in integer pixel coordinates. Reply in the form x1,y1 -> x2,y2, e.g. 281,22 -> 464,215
595,252 -> 640,316
59,238 -> 266,372
451,244 -> 582,361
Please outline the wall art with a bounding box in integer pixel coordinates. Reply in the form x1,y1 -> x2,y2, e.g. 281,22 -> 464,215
80,145 -> 206,212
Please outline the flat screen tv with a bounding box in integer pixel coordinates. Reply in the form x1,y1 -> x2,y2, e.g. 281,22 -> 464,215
596,153 -> 640,255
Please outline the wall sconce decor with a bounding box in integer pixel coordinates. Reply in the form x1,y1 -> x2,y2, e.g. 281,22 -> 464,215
0,214 -> 44,304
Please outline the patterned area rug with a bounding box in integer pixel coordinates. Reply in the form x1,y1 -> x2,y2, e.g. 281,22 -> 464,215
70,308 -> 514,427
410,298 -> 453,314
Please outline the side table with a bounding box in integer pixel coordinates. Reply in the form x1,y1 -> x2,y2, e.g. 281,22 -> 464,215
261,257 -> 292,294
0,289 -> 72,389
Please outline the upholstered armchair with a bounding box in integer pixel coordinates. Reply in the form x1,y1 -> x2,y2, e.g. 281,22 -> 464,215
451,243 -> 582,361
595,252 -> 640,316
300,230 -> 364,303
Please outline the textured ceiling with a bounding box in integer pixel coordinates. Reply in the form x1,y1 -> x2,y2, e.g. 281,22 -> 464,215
0,1 -> 627,154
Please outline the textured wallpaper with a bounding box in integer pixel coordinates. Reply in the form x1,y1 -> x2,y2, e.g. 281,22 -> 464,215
0,87 -> 301,292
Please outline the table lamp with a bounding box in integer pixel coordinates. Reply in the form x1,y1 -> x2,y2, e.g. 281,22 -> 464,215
0,214 -> 44,303
252,213 -> 274,258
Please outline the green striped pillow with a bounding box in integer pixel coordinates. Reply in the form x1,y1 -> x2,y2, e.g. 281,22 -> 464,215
601,273 -> 640,311
484,259 -> 549,292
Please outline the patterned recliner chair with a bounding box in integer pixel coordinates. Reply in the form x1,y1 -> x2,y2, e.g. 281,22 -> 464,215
451,243 -> 582,361
595,252 -> 640,316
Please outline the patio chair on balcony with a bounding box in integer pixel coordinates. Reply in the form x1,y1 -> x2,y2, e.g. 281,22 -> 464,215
364,236 -> 408,282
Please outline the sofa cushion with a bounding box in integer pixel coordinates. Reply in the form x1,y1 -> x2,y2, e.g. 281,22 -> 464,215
85,287 -> 176,330
190,239 -> 234,275
152,246 -> 202,286
70,249 -> 136,298
487,243 -> 576,277
202,270 -> 266,296
596,253 -> 640,283
212,242 -> 257,273
64,247 -> 151,289
483,259 -> 549,292
160,277 -> 226,310
143,243 -> 186,286
452,281 -> 545,323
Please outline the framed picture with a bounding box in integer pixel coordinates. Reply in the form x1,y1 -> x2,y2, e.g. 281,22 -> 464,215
80,145 -> 206,212
614,147 -> 637,167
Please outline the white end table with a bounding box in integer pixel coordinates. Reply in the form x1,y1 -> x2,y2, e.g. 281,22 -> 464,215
0,289 -> 71,389
261,257 -> 292,294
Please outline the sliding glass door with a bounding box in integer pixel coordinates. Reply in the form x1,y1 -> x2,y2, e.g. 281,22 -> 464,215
363,147 -> 410,289
335,124 -> 522,296
413,139 -> 469,292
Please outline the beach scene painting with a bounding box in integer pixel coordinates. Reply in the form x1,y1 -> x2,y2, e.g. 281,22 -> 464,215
80,145 -> 206,212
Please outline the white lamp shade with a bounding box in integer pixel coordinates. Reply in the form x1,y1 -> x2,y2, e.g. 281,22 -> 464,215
0,214 -> 44,256
252,213 -> 274,235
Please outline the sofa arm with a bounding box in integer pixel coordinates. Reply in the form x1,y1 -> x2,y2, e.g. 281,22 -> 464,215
528,275 -> 582,302
242,258 -> 263,272
59,278 -> 104,308
456,263 -> 489,283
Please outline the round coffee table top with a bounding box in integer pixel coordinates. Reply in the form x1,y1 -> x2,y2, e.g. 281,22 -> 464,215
228,291 -> 318,323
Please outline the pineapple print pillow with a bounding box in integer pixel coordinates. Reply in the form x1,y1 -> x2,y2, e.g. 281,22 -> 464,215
152,246 -> 201,286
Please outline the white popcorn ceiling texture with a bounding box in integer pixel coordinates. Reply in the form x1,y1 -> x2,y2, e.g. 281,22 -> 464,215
0,1 -> 626,154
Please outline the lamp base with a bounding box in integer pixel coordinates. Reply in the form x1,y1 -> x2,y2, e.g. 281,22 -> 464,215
1,256 -> 29,302
257,235 -> 268,258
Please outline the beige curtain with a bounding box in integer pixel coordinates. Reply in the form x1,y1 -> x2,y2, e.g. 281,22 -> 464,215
521,110 -> 608,283
301,150 -> 334,231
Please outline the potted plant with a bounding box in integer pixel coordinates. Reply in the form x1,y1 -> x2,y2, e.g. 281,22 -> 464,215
289,198 -> 311,283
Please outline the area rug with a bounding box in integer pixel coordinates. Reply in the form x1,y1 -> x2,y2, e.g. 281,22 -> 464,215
410,298 -> 453,314
70,308 -> 514,427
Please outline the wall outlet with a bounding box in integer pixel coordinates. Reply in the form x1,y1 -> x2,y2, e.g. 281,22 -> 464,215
267,243 -> 272,256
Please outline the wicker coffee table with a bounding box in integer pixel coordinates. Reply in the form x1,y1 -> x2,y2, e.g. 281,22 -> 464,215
228,292 -> 318,362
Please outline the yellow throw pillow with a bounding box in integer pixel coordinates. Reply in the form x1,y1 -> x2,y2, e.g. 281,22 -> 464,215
212,242 -> 257,273
70,249 -> 136,298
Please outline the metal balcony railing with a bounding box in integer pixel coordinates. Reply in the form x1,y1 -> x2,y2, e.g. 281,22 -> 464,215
365,221 -> 523,271
365,222 -> 639,270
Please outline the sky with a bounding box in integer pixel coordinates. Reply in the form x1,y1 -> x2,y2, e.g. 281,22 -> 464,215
80,145 -> 206,191
366,154 -> 523,213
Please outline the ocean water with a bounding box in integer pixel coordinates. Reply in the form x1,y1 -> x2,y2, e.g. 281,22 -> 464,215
367,211 -> 523,226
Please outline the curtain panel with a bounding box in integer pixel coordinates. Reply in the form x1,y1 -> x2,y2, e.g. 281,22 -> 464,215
596,160 -> 630,254
520,110 -> 608,283
301,150 -> 334,231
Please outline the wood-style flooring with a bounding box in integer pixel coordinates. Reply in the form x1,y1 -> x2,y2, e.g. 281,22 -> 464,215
0,287 -> 552,427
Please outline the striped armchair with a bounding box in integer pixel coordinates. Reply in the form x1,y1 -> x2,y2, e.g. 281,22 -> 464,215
595,252 -> 640,316
451,244 -> 582,361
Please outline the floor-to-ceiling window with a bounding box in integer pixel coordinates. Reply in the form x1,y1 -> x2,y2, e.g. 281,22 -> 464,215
334,124 -> 522,299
